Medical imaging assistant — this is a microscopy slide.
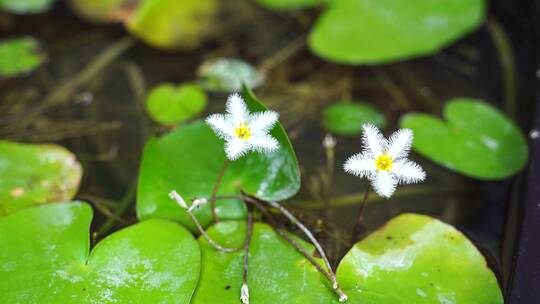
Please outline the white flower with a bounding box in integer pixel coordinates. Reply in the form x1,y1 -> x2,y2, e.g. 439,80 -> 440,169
344,124 -> 426,198
206,93 -> 279,160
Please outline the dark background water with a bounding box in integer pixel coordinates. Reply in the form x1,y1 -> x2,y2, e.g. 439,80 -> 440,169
0,0 -> 537,296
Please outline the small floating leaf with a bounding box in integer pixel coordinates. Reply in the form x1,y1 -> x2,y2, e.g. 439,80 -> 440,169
0,202 -> 201,303
400,99 -> 528,179
322,101 -> 386,135
0,141 -> 82,216
145,83 -> 207,126
309,0 -> 486,64
191,221 -> 337,303
197,58 -> 264,93
137,87 -> 300,231
254,0 -> 327,10
0,37 -> 45,77
0,0 -> 55,14
337,213 -> 503,303
68,0 -> 133,23
125,0 -> 217,50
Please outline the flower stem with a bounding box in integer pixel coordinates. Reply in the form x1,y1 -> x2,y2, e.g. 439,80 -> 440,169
241,209 -> 254,304
210,159 -> 230,223
351,185 -> 371,244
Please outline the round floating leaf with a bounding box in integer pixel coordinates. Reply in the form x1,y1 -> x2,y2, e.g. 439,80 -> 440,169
0,0 -> 54,14
68,0 -> 133,23
145,83 -> 207,126
125,0 -> 217,50
322,101 -> 386,135
336,213 -> 503,303
191,221 -> 338,303
308,0 -> 486,64
400,99 -> 528,179
197,58 -> 264,93
137,87 -> 300,231
0,140 -> 82,216
0,37 -> 45,77
254,0 -> 327,10
0,202 -> 201,303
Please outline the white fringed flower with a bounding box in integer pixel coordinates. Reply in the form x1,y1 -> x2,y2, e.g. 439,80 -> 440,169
344,124 -> 426,198
206,93 -> 279,160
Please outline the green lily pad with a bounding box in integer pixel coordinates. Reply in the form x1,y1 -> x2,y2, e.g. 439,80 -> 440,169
308,0 -> 486,64
137,87 -> 300,231
322,101 -> 386,135
0,141 -> 82,216
197,58 -> 264,93
0,202 -> 201,303
191,221 -> 338,303
336,213 -> 503,303
0,37 -> 45,77
125,0 -> 217,50
254,0 -> 328,10
400,99 -> 528,179
145,83 -> 207,126
68,0 -> 133,23
0,0 -> 54,14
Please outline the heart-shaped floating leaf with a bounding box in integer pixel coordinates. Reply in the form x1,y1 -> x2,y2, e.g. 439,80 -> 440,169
0,37 -> 45,77
145,83 -> 207,126
0,0 -> 54,14
0,140 -> 82,216
0,202 -> 201,303
322,101 -> 386,135
68,0 -> 132,23
400,98 -> 528,179
197,58 -> 264,93
336,213 -> 503,303
254,0 -> 328,10
125,0 -> 217,50
191,221 -> 338,303
137,87 -> 300,231
308,0 -> 486,64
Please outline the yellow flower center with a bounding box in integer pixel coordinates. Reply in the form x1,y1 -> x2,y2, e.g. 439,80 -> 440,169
234,122 -> 251,141
375,154 -> 393,171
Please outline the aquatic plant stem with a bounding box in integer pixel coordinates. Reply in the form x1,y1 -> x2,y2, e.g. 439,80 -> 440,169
371,67 -> 411,110
95,181 -> 137,236
210,159 -> 230,223
186,205 -> 241,253
241,209 -> 254,304
351,185 -> 371,244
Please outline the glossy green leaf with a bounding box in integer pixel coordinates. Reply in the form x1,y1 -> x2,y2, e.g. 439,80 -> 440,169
336,213 -> 503,303
254,0 -> 327,10
125,0 -> 217,50
68,0 -> 132,23
309,0 -> 486,64
322,101 -> 386,135
145,83 -> 207,125
137,87 -> 300,231
0,141 -> 82,216
0,0 -> 54,14
0,202 -> 201,303
197,58 -> 264,93
191,221 -> 338,303
0,37 -> 45,77
400,99 -> 528,179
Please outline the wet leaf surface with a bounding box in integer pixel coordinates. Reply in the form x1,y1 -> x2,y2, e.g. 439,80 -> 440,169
0,202 -> 201,303
400,99 -> 528,179
0,141 -> 82,216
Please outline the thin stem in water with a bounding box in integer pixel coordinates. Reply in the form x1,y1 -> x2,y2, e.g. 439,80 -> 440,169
210,159 -> 230,223
241,209 -> 254,304
351,185 -> 371,244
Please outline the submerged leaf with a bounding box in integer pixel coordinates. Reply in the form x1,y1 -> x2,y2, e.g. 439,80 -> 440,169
0,37 -> 45,77
145,83 -> 207,125
0,0 -> 55,14
137,87 -> 300,231
191,221 -> 338,303
0,141 -> 82,216
322,101 -> 386,135
336,213 -> 503,303
309,0 -> 486,64
0,202 -> 201,303
400,99 -> 528,179
197,58 -> 264,93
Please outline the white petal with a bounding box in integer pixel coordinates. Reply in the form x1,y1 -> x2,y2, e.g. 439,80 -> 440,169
371,171 -> 397,198
362,124 -> 386,157
249,110 -> 278,134
247,134 -> 279,153
226,93 -> 249,123
343,153 -> 376,178
387,128 -> 413,160
391,159 -> 426,184
225,138 -> 250,160
206,113 -> 234,139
